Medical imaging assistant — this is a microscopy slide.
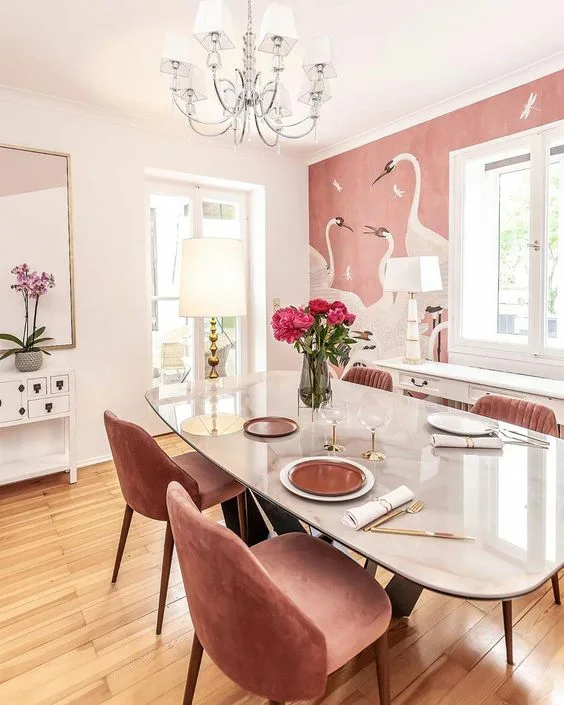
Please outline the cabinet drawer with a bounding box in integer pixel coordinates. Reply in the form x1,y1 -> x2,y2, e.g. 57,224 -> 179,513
27,377 -> 47,397
50,374 -> 69,395
399,373 -> 439,394
28,396 -> 70,419
468,385 -> 524,405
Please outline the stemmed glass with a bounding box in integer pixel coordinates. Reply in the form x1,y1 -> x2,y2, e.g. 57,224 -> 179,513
319,401 -> 349,452
358,405 -> 390,461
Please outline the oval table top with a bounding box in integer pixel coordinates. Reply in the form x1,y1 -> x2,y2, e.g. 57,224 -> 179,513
145,370 -> 564,601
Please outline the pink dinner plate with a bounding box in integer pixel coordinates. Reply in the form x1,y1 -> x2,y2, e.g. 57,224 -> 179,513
243,416 -> 299,438
288,459 -> 366,497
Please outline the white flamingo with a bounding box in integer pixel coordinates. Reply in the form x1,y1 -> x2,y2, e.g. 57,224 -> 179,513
372,153 -> 449,312
309,217 -> 367,315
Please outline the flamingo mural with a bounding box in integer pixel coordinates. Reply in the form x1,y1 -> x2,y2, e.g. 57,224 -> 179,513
309,69 -> 564,365
309,216 -> 367,315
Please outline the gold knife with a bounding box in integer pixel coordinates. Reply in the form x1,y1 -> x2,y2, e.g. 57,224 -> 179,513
370,527 -> 476,541
362,507 -> 404,532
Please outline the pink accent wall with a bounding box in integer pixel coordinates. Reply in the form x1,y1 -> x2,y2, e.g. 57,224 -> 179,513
309,68 -> 564,360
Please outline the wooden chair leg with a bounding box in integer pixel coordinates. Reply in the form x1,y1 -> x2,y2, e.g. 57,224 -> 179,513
502,600 -> 514,665
111,504 -> 133,583
374,632 -> 391,705
236,492 -> 248,545
156,521 -> 174,635
183,632 -> 204,705
552,572 -> 561,605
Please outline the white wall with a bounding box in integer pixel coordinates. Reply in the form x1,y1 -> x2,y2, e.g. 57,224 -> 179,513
0,90 -> 309,465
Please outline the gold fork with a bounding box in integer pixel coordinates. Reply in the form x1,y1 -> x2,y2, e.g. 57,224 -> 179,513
363,500 -> 425,532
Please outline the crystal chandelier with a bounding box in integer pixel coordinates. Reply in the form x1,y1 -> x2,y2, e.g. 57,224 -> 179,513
160,0 -> 336,149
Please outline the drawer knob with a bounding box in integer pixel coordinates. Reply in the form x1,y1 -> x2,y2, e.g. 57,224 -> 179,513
19,407 -> 25,415
33,383 -> 41,394
56,380 -> 64,391
411,378 -> 428,388
45,403 -> 53,413
18,384 -> 25,392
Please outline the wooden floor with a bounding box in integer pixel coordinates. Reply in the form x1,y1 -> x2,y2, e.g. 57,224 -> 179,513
2,435 -> 564,705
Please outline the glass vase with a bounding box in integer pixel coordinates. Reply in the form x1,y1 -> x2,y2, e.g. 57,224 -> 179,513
299,355 -> 331,409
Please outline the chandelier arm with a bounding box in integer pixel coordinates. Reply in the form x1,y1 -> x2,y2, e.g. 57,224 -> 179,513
264,116 -> 319,140
212,74 -> 244,116
255,76 -> 281,118
253,111 -> 280,148
187,115 -> 234,137
172,93 -> 232,126
265,113 -> 315,130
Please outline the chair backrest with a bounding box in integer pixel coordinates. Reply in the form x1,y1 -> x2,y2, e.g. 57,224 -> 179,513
166,482 -> 327,702
342,366 -> 393,392
472,395 -> 558,437
104,411 -> 199,520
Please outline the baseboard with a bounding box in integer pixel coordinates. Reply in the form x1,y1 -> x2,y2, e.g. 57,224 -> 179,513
77,453 -> 113,469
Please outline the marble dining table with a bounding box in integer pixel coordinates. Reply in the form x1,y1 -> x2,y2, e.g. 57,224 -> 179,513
146,370 -> 564,616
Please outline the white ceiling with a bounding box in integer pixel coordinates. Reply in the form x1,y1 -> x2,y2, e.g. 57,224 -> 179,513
1,0 -> 564,156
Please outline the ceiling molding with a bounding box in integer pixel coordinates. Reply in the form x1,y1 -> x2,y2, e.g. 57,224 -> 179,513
307,51 -> 564,166
0,84 -> 306,164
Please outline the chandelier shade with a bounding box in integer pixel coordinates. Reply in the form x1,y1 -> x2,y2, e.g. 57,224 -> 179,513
193,0 -> 235,50
160,0 -> 337,149
257,3 -> 298,56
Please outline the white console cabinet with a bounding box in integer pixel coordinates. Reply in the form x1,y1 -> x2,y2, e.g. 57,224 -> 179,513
0,368 -> 76,485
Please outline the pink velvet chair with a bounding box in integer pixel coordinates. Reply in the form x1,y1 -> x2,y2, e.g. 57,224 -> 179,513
104,411 -> 246,635
472,394 -> 560,664
342,366 -> 393,392
166,481 -> 393,705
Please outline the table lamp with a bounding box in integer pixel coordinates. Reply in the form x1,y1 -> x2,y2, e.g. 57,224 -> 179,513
179,237 -> 247,379
383,256 -> 442,364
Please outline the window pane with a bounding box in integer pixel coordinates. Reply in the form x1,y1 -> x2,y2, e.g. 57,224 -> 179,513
497,167 -> 530,339
150,194 -> 190,298
546,141 -> 564,348
151,300 -> 194,386
150,192 -> 193,385
461,147 -> 530,345
202,199 -> 240,239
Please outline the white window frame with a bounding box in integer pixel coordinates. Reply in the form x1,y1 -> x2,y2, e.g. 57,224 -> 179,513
449,118 -> 564,378
146,180 -> 250,382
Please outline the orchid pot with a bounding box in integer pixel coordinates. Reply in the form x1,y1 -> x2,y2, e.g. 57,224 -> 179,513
0,264 -> 55,370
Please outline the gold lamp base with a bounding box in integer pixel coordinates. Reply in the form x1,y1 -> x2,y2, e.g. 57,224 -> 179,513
207,316 -> 220,379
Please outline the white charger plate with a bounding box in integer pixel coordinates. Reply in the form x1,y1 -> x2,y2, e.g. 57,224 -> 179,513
280,456 -> 375,502
427,412 -> 497,437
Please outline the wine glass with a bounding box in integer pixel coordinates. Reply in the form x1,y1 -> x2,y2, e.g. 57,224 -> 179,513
358,405 -> 390,461
319,400 -> 349,452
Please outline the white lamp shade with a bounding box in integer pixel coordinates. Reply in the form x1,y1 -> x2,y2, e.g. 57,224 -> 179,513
383,256 -> 443,293
303,36 -> 337,79
179,238 -> 247,318
258,3 -> 298,56
193,0 -> 235,50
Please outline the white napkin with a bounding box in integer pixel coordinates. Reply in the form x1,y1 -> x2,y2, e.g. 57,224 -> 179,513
342,485 -> 414,530
431,433 -> 503,449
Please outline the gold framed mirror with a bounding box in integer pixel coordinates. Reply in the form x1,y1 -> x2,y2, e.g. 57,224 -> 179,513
0,143 -> 75,350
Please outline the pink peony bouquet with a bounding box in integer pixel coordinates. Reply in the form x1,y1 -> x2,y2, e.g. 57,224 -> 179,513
272,299 -> 357,407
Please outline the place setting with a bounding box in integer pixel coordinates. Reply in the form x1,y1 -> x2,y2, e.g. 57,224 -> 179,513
341,486 -> 476,541
427,411 -> 551,450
